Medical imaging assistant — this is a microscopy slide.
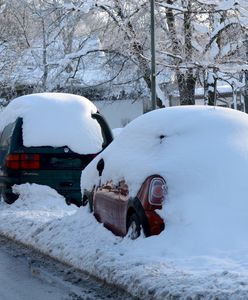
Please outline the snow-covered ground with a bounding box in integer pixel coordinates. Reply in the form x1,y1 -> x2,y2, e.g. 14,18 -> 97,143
1,183 -> 248,299
2,106 -> 248,298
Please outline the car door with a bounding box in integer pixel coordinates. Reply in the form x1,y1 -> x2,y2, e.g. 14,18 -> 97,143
94,181 -> 128,236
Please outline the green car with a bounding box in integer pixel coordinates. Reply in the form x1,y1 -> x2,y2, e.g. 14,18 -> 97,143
0,113 -> 113,206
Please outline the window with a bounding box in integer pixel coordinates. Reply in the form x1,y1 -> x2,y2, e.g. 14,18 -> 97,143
0,121 -> 15,148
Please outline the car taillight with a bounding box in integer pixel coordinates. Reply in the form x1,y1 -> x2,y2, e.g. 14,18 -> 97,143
6,154 -> 20,169
148,177 -> 166,206
6,153 -> 40,170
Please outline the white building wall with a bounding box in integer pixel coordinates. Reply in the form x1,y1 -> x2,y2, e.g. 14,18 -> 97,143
93,99 -> 143,129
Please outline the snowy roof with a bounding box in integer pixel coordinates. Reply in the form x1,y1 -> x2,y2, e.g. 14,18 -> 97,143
81,105 -> 248,254
0,93 -> 103,154
195,85 -> 233,96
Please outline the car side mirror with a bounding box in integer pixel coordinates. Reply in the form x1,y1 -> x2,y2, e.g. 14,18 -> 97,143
97,158 -> 105,177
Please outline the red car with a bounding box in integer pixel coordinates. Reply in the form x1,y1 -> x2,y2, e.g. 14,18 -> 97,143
84,159 -> 166,239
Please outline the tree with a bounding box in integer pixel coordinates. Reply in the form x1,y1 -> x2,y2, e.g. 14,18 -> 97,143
93,0 -> 170,108
156,0 -> 248,106
158,0 -> 196,105
0,0 -> 106,97
1,0 -> 248,109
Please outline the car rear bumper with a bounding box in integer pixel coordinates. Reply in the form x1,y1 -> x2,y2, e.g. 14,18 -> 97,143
0,171 -> 82,206
145,211 -> 165,236
0,175 -> 20,189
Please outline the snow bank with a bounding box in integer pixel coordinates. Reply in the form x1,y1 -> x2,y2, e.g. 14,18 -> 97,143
2,182 -> 248,299
0,184 -> 75,241
0,93 -> 103,154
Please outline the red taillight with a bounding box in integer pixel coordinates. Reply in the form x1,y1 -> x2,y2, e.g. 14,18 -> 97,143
6,154 -> 20,169
148,178 -> 166,206
6,153 -> 40,170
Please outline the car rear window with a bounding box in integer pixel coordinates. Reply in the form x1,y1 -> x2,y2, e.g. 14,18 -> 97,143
0,121 -> 16,148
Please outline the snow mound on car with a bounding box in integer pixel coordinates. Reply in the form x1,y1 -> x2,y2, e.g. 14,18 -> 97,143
0,93 -> 103,154
81,106 -> 248,254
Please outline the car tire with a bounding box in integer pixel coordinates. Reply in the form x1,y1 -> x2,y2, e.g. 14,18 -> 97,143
87,194 -> 93,213
127,213 -> 141,240
83,191 -> 93,212
1,190 -> 18,204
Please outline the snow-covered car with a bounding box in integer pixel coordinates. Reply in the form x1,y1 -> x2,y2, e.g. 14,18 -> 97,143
0,93 -> 113,206
81,105 -> 248,239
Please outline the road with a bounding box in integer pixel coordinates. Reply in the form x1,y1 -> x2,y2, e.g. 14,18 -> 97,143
0,235 -> 136,300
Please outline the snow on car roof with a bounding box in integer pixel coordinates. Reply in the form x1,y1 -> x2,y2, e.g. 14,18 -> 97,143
81,105 -> 248,254
0,93 -> 103,154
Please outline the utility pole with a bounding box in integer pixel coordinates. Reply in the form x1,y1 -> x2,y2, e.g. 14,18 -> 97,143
244,34 -> 248,113
150,0 -> 156,110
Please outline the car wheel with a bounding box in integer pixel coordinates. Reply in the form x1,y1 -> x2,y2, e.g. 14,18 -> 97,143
87,194 -> 94,213
1,190 -> 18,204
66,197 -> 82,207
82,194 -> 88,207
82,191 -> 93,212
127,213 -> 141,240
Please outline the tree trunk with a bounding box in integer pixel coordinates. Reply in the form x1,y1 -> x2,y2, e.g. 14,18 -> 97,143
177,70 -> 196,105
41,19 -> 48,91
165,0 -> 196,105
204,71 -> 217,106
244,35 -> 248,113
129,27 -> 164,108
244,70 -> 248,113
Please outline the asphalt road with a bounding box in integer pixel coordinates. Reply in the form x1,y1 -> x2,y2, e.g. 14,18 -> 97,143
0,234 -> 136,300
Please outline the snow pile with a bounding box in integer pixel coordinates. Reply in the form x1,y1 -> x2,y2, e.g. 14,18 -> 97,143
0,184 -> 75,241
2,182 -> 248,299
0,93 -> 103,154
2,106 -> 248,298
